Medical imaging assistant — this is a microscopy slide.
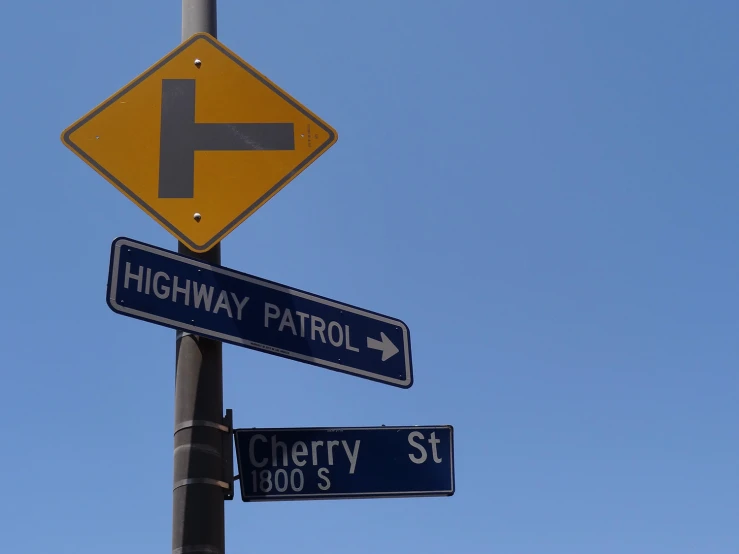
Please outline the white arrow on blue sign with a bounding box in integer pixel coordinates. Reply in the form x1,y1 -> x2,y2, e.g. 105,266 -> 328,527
234,426 -> 454,501
106,237 -> 413,388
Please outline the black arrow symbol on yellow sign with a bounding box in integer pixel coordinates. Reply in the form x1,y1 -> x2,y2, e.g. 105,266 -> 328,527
158,79 -> 296,199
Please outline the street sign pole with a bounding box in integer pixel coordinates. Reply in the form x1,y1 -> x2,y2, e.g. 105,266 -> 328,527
173,2 -> 227,554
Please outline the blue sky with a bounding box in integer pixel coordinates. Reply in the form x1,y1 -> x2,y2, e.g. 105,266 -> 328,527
1,1 -> 738,552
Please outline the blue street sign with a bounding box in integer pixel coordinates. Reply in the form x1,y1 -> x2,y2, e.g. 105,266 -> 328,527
234,426 -> 454,501
107,237 -> 413,388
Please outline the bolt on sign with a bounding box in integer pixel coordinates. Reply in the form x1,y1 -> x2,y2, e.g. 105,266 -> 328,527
61,33 -> 337,252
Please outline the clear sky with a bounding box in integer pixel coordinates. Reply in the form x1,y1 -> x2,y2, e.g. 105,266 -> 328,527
1,1 -> 738,553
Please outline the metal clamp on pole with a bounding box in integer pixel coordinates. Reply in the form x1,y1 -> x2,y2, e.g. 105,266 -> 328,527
173,478 -> 231,491
223,409 -> 234,500
174,419 -> 230,434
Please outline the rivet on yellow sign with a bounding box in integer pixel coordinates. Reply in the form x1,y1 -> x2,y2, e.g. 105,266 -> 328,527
61,33 -> 338,252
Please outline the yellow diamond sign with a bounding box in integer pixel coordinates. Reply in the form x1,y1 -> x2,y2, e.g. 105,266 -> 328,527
61,33 -> 338,252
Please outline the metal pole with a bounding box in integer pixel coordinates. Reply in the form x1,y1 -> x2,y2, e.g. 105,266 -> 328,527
173,2 -> 225,554
182,0 -> 217,42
